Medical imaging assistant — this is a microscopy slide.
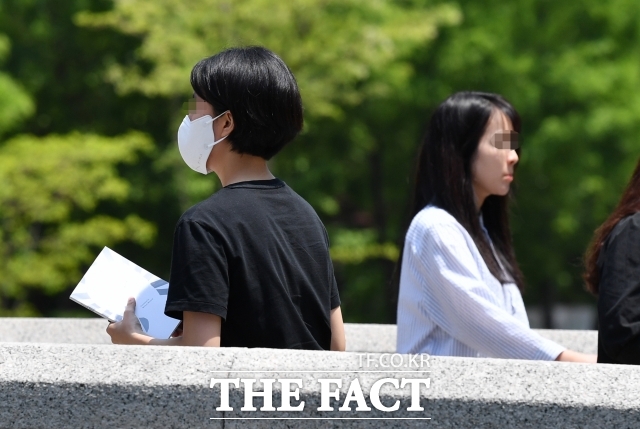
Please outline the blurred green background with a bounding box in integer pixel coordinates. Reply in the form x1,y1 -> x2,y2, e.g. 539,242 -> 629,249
1,0 -> 638,325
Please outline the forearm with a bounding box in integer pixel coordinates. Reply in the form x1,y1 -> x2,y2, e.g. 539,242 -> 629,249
128,333 -> 220,347
329,306 -> 346,351
412,229 -> 560,360
555,349 -> 597,363
459,321 -> 564,360
108,304 -> 222,347
330,333 -> 346,351
145,335 -> 184,346
121,332 -> 185,346
429,287 -> 565,360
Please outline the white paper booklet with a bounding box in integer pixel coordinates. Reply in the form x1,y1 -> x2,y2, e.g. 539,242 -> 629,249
70,247 -> 180,339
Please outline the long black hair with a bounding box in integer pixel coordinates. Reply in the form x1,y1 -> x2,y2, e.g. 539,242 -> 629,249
397,91 -> 524,291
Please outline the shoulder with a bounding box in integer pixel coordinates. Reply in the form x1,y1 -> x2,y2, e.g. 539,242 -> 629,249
278,182 -> 313,206
285,185 -> 324,219
406,206 -> 469,244
255,180 -> 324,224
280,184 -> 329,239
176,181 -> 323,230
175,192 -> 229,231
404,206 -> 479,265
606,212 -> 640,248
179,198 -> 215,223
603,212 -> 640,254
410,205 -> 459,226
179,180 -> 282,223
404,206 -> 486,277
611,212 -> 640,237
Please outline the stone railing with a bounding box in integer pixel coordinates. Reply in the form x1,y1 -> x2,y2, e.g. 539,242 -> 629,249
1,318 -> 633,429
0,318 -> 598,353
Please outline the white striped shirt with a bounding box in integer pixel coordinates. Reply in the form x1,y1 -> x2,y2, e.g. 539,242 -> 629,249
396,205 -> 565,360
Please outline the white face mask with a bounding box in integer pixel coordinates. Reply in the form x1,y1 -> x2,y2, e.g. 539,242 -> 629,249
177,111 -> 228,174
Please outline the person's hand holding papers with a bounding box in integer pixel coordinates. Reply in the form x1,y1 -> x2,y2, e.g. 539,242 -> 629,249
107,298 -> 222,347
106,298 -> 146,345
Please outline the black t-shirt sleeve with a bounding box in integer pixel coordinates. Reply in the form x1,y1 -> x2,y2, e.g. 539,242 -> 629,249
598,216 -> 640,364
165,220 -> 229,321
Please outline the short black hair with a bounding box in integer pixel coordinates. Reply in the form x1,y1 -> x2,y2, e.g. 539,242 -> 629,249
190,46 -> 303,160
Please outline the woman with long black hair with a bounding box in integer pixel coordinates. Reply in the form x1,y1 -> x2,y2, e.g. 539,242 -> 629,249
396,91 -> 594,362
585,159 -> 640,364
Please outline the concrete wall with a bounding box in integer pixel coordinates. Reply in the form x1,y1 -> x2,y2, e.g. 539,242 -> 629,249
1,318 -> 631,429
0,318 -> 598,354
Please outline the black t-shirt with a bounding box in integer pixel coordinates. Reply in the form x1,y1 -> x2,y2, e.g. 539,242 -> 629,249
165,178 -> 340,350
596,212 -> 640,365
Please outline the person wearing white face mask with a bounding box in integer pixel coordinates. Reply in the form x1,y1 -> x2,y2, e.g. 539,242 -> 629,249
107,46 -> 346,351
177,109 -> 230,174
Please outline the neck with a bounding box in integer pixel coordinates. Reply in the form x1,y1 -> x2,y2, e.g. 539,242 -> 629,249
473,186 -> 486,212
213,144 -> 274,187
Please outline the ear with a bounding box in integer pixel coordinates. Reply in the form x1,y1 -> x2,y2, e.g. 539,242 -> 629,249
218,111 -> 235,139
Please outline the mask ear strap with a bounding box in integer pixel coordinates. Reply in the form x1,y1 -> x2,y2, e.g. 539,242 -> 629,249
207,110 -> 231,147
207,135 -> 227,148
212,110 -> 230,121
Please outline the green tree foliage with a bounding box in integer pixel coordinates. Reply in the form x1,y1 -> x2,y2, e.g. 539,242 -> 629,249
76,0 -> 462,321
417,0 -> 640,308
0,0 -> 184,299
0,132 -> 156,315
3,0 -> 640,323
0,33 -> 33,133
76,0 -> 460,112
0,15 -> 157,315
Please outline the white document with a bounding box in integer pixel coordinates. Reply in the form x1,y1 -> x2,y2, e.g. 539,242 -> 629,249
70,247 -> 180,339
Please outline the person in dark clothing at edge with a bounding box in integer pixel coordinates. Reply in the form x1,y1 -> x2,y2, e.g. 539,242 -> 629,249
107,46 -> 346,351
585,157 -> 640,364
